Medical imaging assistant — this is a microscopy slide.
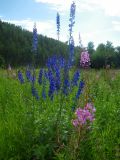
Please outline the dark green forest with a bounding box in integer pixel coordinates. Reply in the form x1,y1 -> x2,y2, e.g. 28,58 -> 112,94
0,20 -> 70,67
0,20 -> 120,68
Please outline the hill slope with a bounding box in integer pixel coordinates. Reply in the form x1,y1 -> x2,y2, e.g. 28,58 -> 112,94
0,20 -> 70,67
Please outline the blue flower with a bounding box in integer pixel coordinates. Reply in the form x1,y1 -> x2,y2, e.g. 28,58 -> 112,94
26,69 -> 32,82
76,81 -> 85,99
18,71 -> 24,84
69,1 -> 76,36
42,71 -> 46,99
63,64 -> 70,95
69,1 -> 76,65
48,71 -> 56,100
38,69 -> 43,85
32,23 -> 38,52
72,70 -> 80,86
31,85 -> 39,100
55,67 -> 61,91
63,79 -> 70,95
31,74 -> 36,83
56,12 -> 60,40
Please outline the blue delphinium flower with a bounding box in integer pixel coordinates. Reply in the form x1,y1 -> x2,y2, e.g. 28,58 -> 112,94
56,12 -> 60,41
69,1 -> 76,37
76,81 -> 85,99
63,79 -> 70,96
31,85 -> 39,100
42,70 -> 46,99
48,70 -> 56,100
55,67 -> 61,91
69,1 -> 76,65
72,70 -> 80,86
38,69 -> 43,85
63,63 -> 70,96
46,56 -> 65,71
32,23 -> 38,52
26,69 -> 32,82
18,71 -> 24,84
31,74 -> 36,83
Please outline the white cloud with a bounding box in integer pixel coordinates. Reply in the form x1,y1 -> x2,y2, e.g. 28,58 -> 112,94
35,0 -> 95,13
112,21 -> 120,31
35,0 -> 72,12
35,0 -> 120,17
89,0 -> 120,17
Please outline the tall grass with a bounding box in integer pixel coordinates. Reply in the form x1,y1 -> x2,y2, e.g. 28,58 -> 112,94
0,69 -> 119,160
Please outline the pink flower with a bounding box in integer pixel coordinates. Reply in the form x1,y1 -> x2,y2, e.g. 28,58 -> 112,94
80,50 -> 90,68
72,119 -> 79,127
72,103 -> 96,128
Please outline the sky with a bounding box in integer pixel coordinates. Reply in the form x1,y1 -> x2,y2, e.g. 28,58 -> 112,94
0,0 -> 120,48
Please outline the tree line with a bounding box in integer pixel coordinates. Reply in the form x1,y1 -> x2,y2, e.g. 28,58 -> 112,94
87,41 -> 120,68
0,20 -> 120,68
0,20 -> 69,68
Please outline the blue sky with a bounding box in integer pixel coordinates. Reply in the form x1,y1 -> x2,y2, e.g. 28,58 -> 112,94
0,0 -> 120,48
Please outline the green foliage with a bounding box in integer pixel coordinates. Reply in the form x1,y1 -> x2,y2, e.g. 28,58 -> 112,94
0,69 -> 119,159
87,41 -> 95,55
0,55 -> 5,68
0,21 -> 69,67
91,41 -> 120,68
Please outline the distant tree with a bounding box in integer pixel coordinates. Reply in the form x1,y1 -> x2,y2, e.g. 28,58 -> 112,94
87,41 -> 95,55
91,43 -> 106,68
0,55 -> 5,68
104,41 -> 115,67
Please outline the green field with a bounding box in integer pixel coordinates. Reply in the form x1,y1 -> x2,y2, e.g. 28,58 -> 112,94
0,69 -> 120,160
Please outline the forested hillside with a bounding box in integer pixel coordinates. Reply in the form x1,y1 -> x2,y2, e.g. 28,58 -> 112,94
0,20 -> 120,68
0,20 -> 72,67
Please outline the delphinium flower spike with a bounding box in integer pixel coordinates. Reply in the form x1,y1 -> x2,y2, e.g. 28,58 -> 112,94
72,70 -> 80,87
56,12 -> 60,41
32,23 -> 38,52
48,69 -> 56,100
18,70 -> 24,84
38,68 -> 43,85
26,69 -> 32,82
42,70 -> 46,99
69,1 -> 76,65
76,80 -> 84,99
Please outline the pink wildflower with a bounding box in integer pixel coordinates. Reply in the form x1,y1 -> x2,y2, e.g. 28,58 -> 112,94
80,50 -> 90,68
72,103 -> 96,128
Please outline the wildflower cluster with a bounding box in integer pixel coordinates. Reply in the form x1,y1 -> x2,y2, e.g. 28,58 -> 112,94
46,56 -> 65,71
17,1 -> 85,101
80,50 -> 90,68
72,103 -> 96,128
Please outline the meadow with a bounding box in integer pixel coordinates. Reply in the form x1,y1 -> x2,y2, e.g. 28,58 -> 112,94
0,1 -> 120,160
0,68 -> 120,160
